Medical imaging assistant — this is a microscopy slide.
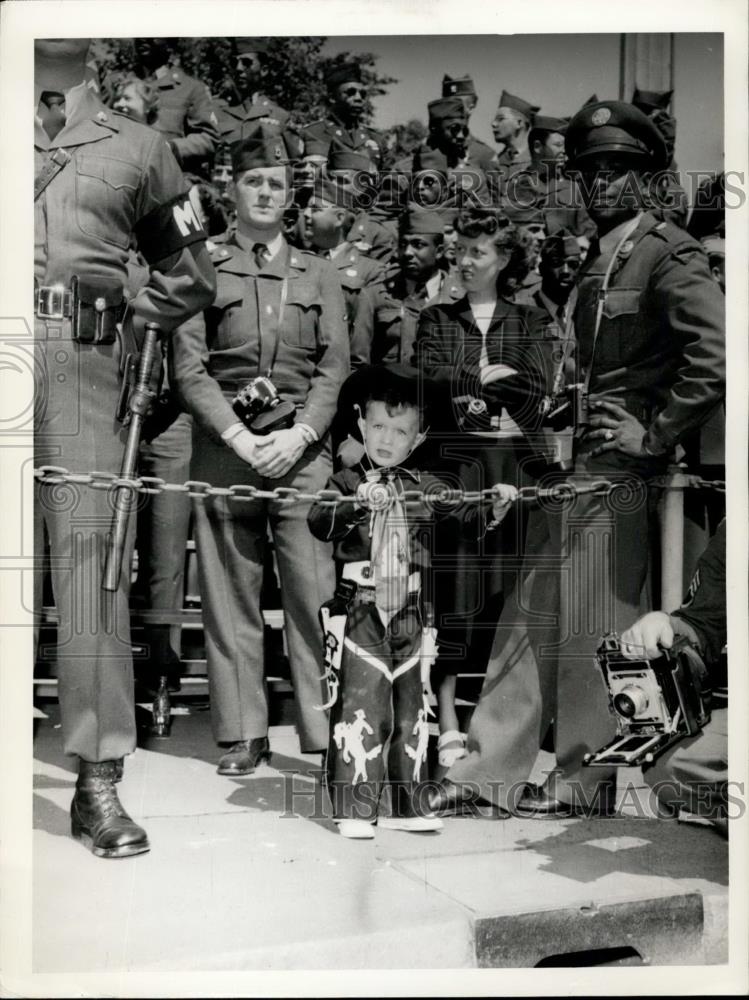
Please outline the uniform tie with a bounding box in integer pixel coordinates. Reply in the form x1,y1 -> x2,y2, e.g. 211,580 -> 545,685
39,90 -> 66,141
252,242 -> 270,270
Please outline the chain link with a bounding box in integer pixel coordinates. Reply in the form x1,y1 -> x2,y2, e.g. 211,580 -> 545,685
32,465 -> 728,508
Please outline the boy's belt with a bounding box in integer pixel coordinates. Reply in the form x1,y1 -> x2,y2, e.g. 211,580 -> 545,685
342,560 -> 420,593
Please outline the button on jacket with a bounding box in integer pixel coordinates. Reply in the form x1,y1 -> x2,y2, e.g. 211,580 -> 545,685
171,236 -> 349,441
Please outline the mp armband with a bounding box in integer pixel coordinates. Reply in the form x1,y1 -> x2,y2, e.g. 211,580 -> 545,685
135,191 -> 207,265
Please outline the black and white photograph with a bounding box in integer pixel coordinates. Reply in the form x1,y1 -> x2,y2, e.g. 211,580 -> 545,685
0,0 -> 747,995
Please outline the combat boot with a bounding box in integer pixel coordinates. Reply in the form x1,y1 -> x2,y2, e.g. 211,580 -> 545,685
70,760 -> 150,859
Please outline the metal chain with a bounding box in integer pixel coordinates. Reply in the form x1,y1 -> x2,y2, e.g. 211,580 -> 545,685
32,465 -> 727,507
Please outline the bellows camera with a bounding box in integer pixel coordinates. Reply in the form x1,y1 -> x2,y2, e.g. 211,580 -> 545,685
583,633 -> 711,768
232,376 -> 297,435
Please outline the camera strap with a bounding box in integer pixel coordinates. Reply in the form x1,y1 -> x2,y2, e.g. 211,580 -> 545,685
262,276 -> 288,379
581,212 -> 643,398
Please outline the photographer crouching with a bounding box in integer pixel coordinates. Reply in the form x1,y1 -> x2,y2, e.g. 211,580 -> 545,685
618,519 -> 728,834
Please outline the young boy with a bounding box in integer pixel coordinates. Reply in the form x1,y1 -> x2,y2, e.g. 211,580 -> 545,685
308,364 -> 517,838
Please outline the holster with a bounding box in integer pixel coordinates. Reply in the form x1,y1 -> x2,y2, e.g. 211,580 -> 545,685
71,275 -> 125,345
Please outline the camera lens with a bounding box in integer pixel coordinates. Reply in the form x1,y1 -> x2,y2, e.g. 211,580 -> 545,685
613,685 -> 649,718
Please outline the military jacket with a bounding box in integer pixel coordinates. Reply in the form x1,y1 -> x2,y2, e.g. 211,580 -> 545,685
215,95 -> 303,158
351,268 -> 464,368
171,236 -> 349,441
574,212 -> 725,454
148,67 -> 219,172
34,85 -> 215,337
299,113 -> 386,168
323,244 -> 387,333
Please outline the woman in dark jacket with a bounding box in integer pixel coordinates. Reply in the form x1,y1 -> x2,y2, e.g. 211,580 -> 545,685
413,207 -> 548,776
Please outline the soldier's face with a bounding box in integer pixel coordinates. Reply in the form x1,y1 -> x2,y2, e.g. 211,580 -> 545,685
434,117 -> 469,151
400,234 -> 441,281
235,52 -> 261,92
334,81 -> 367,115
362,401 -> 425,468
113,82 -> 148,123
534,131 -> 566,170
134,38 -> 171,72
456,233 -> 510,292
305,199 -> 345,248
233,166 -> 289,229
541,251 -> 581,297
414,171 -> 446,207
492,107 -> 521,143
442,223 -> 458,262
574,155 -> 647,228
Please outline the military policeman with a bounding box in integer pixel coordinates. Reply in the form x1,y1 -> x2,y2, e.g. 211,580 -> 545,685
171,127 -> 350,773
434,101 -> 725,818
299,62 -> 386,169
34,38 -> 216,857
133,37 -> 219,177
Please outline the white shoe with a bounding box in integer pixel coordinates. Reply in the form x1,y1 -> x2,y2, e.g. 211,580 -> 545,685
336,819 -> 375,839
378,815 -> 444,833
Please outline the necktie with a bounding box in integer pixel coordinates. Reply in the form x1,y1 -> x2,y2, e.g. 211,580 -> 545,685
370,475 -> 411,614
39,90 -> 66,141
252,242 -> 270,270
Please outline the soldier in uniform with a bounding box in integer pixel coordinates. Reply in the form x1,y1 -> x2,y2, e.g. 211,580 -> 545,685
502,114 -> 596,241
325,142 -> 397,263
303,174 -> 386,337
431,101 -> 725,818
171,127 -> 350,774
133,37 -> 219,177
34,38 -> 216,857
441,74 -> 496,172
351,207 -> 463,368
299,62 -> 386,169
490,90 -> 541,194
214,38 -> 302,159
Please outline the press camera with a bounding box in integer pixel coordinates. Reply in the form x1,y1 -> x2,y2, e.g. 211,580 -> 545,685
583,632 -> 711,768
232,376 -> 297,435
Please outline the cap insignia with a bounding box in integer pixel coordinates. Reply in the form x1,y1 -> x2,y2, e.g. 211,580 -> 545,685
591,107 -> 611,126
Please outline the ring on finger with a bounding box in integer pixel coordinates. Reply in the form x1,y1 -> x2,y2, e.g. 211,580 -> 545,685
605,429 -> 614,441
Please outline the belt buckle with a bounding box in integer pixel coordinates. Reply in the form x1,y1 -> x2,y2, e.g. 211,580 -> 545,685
37,284 -> 67,320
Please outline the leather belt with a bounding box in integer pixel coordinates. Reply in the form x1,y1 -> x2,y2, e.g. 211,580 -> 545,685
36,284 -> 73,320
342,560 -> 420,593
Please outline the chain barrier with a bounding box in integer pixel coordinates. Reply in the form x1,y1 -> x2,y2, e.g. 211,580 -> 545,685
33,465 -> 726,508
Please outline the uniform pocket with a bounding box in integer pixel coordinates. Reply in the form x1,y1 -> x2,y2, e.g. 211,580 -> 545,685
601,287 -> 640,319
598,287 -> 641,368
206,300 -> 249,350
282,282 -> 320,349
75,155 -> 141,248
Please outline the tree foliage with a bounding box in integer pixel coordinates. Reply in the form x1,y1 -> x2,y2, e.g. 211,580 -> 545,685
90,36 -> 397,129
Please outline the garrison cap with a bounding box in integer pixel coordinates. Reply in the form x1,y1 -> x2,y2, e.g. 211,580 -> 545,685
327,139 -> 377,173
311,176 -> 356,211
531,114 -> 568,135
632,87 -> 673,114
497,90 -> 540,120
582,93 -> 600,108
400,206 -> 446,235
540,227 -> 581,261
565,100 -> 669,170
231,125 -> 291,174
302,134 -> 330,158
235,38 -> 270,56
428,96 -> 467,123
442,74 -> 477,98
326,62 -> 363,90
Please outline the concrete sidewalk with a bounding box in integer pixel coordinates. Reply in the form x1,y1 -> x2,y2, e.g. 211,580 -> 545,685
33,707 -> 728,973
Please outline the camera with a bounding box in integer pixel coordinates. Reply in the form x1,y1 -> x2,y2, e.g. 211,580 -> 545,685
583,633 -> 711,768
232,376 -> 297,435
538,381 -> 589,431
